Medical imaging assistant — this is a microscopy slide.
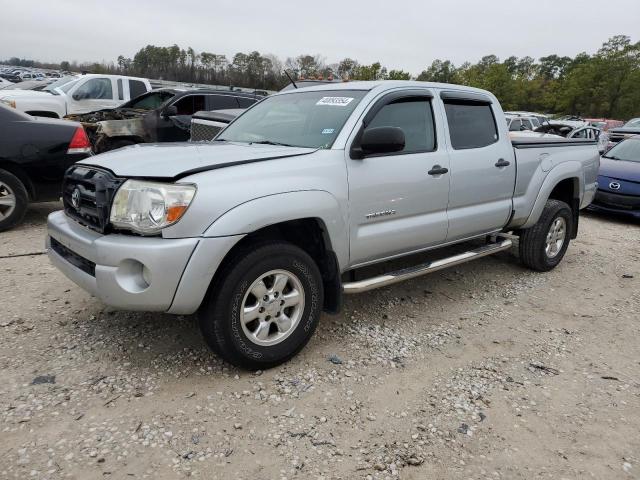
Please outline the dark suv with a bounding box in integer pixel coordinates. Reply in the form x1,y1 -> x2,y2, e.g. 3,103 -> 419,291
66,89 -> 262,153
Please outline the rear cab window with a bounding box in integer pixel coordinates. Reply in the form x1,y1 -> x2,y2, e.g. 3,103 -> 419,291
443,98 -> 499,149
128,80 -> 147,100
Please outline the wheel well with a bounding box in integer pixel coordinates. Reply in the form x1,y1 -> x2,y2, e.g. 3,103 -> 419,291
25,111 -> 60,119
220,218 -> 342,314
548,178 -> 579,239
0,161 -> 35,199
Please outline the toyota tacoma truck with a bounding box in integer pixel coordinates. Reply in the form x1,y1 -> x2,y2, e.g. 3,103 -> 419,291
46,81 -> 600,369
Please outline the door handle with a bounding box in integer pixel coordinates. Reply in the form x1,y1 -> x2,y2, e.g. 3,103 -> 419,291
495,158 -> 511,167
428,165 -> 449,176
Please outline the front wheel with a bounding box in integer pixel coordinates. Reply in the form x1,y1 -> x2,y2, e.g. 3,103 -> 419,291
199,242 -> 323,370
519,199 -> 573,272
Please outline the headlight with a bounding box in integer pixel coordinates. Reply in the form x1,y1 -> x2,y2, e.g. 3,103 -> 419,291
110,180 -> 196,235
1,99 -> 16,109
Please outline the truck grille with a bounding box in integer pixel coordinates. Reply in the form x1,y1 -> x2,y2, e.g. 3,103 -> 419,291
190,120 -> 226,142
608,133 -> 634,144
62,165 -> 125,233
593,190 -> 640,210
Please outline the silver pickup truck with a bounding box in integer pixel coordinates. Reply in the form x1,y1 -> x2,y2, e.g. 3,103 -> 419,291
46,81 -> 599,369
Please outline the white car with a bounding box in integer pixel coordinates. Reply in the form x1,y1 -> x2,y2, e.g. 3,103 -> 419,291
0,74 -> 152,118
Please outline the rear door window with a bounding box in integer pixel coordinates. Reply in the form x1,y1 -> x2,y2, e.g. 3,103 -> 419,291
207,95 -> 239,110
237,96 -> 258,108
444,101 -> 499,149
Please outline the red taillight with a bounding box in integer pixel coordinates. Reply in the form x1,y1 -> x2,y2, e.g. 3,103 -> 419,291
67,127 -> 92,154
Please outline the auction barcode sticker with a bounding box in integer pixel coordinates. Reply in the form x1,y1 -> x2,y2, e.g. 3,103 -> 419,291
316,97 -> 354,106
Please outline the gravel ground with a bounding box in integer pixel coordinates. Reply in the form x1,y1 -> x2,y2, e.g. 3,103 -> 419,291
1,202 -> 639,480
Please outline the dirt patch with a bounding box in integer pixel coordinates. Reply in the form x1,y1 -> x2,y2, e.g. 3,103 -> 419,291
1,204 -> 639,479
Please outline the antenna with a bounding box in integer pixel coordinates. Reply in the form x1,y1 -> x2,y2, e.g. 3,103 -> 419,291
284,70 -> 297,89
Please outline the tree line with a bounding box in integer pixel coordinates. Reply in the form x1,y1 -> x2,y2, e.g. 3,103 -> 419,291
4,35 -> 639,119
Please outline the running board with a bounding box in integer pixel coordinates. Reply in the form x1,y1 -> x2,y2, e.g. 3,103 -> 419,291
342,239 -> 513,294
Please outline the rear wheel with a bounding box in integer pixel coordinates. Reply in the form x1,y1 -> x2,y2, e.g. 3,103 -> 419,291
519,199 -> 573,271
199,242 -> 323,370
0,169 -> 28,232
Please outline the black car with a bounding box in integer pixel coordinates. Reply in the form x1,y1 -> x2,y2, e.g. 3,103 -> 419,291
66,88 -> 262,153
0,105 -> 92,231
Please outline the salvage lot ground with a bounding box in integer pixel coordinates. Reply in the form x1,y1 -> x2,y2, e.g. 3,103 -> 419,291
0,203 -> 639,480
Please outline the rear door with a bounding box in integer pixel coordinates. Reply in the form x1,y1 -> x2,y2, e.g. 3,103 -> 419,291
347,89 -> 450,266
440,91 -> 516,241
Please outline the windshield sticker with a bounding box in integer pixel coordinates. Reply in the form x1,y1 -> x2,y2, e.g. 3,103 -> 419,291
316,97 -> 354,107
321,128 -> 335,135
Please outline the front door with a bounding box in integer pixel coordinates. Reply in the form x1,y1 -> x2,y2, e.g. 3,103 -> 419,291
67,77 -> 118,114
347,90 -> 450,266
440,95 -> 516,241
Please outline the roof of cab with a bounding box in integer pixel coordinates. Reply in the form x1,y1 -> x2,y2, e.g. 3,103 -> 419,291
276,80 -> 496,98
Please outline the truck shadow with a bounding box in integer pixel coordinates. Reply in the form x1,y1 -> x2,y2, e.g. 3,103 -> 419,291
73,244 -> 527,376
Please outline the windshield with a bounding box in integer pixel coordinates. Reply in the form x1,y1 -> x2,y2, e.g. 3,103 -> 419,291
59,78 -> 81,94
217,90 -> 367,148
603,138 -> 640,162
43,76 -> 76,94
120,90 -> 175,110
624,118 -> 640,128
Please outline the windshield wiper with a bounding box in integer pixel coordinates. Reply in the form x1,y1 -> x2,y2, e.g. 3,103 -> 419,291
250,140 -> 297,147
602,155 -> 620,160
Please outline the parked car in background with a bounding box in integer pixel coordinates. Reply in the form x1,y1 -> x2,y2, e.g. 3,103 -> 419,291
584,118 -> 624,131
190,109 -> 243,141
0,105 -> 92,231
0,73 -> 22,83
0,79 -> 55,92
534,123 -> 608,153
607,118 -> 640,147
506,114 -> 540,132
0,74 -> 152,119
504,111 -> 550,126
588,135 -> 640,219
65,88 -> 260,152
47,81 -> 599,369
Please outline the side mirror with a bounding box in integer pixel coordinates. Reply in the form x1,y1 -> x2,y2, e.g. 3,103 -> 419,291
72,92 -> 86,101
162,105 -> 178,117
358,126 -> 405,157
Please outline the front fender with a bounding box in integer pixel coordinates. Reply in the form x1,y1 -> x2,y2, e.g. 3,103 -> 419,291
204,190 -> 349,270
520,161 -> 583,229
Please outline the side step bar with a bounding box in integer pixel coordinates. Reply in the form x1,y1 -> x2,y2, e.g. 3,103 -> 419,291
343,239 -> 513,294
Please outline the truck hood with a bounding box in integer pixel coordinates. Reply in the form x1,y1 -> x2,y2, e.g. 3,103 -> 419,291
609,127 -> 640,135
599,157 -> 640,183
0,90 -> 53,99
79,142 -> 317,180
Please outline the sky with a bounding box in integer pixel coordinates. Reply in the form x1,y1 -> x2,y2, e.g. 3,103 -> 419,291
1,0 -> 639,74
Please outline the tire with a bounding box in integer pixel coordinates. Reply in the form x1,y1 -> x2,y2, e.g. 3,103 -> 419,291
0,169 -> 28,232
199,242 -> 324,370
519,199 -> 573,272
